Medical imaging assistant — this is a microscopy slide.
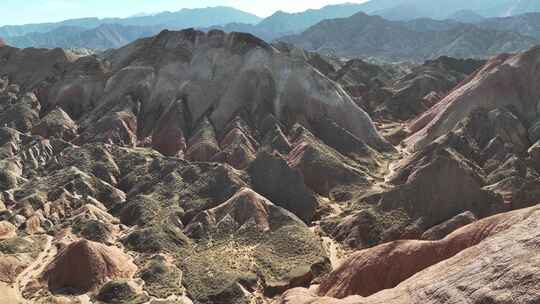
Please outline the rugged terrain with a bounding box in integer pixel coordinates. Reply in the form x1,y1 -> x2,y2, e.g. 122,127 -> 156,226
0,29 -> 539,304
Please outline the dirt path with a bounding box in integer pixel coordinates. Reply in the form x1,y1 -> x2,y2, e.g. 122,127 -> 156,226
0,283 -> 20,304
321,236 -> 342,270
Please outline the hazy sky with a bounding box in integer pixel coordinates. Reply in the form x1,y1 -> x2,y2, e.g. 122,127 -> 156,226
0,0 -> 369,26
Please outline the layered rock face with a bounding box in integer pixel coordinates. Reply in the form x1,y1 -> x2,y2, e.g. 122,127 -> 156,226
99,29 -> 387,152
406,46 -> 540,151
1,30 -> 539,304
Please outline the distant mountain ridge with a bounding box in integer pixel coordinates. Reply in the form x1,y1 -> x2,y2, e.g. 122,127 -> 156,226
3,2 -> 540,54
356,0 -> 540,20
2,3 -> 369,49
5,24 -> 163,50
477,13 -> 540,40
447,10 -> 486,23
0,6 -> 262,38
209,3 -> 368,40
280,12 -> 539,61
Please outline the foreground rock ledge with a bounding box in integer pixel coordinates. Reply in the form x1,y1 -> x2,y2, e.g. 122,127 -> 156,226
276,204 -> 540,304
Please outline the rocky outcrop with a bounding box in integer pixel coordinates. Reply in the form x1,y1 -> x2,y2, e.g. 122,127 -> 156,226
50,144 -> 121,186
322,209 -> 393,250
185,117 -> 220,162
528,118 -> 540,143
328,59 -> 395,113
186,188 -> 277,233
42,239 -> 137,293
14,166 -> 126,212
138,256 -> 184,298
214,117 -> 258,169
78,109 -> 138,147
261,123 -> 291,155
31,108 -> 77,141
404,106 -> 540,210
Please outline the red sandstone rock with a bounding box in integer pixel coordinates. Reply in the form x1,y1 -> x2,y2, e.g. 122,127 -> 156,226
318,205 -> 539,298
276,205 -> 540,304
215,120 -> 258,169
185,117 -> 221,162
41,239 -> 137,293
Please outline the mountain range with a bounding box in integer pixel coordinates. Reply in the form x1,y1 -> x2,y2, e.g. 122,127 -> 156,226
3,2 -> 540,59
356,0 -> 540,20
209,3 -> 369,40
0,6 -> 261,38
217,0 -> 540,40
476,12 -> 540,39
280,12 -> 540,61
1,4 -> 369,47
5,24 -> 163,50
